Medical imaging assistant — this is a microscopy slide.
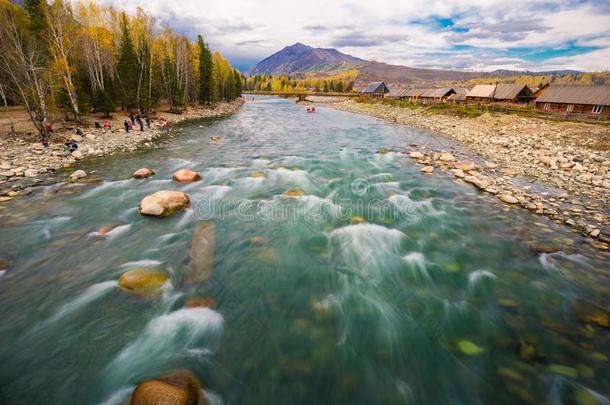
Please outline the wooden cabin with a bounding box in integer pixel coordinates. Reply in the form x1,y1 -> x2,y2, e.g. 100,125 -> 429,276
466,84 -> 534,104
535,85 -> 610,118
386,88 -> 411,100
419,88 -> 457,103
361,82 -> 390,98
446,88 -> 469,104
405,88 -> 427,103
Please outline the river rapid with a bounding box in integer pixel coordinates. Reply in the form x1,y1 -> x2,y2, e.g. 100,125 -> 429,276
0,96 -> 609,404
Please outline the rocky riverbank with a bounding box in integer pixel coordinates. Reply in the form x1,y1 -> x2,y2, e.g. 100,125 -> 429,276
0,99 -> 243,202
331,99 -> 610,251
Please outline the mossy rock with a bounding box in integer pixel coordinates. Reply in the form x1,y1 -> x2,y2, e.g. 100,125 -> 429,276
119,268 -> 169,297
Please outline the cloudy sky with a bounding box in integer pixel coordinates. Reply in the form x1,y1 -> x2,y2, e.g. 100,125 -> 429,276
101,0 -> 610,73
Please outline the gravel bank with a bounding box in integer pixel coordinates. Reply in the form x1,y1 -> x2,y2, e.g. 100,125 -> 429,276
0,99 -> 243,201
331,99 -> 610,251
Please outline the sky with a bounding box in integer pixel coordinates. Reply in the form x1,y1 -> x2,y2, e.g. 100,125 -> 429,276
99,0 -> 610,73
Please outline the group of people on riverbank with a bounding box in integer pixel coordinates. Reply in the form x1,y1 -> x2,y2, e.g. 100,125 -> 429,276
40,110 -> 174,151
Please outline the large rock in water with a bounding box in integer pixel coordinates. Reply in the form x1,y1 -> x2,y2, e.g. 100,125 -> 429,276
139,191 -> 190,217
119,268 -> 169,297
133,168 -> 155,179
130,371 -> 204,405
172,169 -> 202,183
187,222 -> 215,283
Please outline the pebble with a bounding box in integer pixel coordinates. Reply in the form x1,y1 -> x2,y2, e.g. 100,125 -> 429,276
499,194 -> 519,204
420,166 -> 434,173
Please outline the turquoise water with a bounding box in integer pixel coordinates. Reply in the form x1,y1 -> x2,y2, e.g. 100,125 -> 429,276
0,96 -> 609,404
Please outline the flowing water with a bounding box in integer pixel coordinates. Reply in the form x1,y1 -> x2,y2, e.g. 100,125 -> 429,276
1,96 -> 609,404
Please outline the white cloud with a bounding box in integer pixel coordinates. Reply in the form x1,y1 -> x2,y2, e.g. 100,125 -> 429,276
94,0 -> 610,72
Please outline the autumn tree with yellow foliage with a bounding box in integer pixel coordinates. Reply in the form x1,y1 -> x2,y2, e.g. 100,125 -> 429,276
0,0 -> 242,139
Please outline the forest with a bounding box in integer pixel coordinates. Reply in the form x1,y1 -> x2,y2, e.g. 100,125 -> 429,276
0,0 -> 243,139
244,74 -> 356,94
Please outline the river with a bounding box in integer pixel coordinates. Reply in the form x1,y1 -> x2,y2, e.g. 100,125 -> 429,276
0,96 -> 609,404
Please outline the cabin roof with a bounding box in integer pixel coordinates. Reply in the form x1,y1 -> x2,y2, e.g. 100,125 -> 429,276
362,82 -> 388,93
420,88 -> 455,98
535,85 -> 610,106
467,84 -> 532,100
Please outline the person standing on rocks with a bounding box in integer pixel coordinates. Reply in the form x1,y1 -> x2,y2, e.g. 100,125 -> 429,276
129,112 -> 135,126
145,116 -> 151,129
137,117 -> 144,132
124,120 -> 130,133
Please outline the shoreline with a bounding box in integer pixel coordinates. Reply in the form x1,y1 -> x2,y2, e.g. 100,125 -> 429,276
0,99 -> 244,201
329,99 -> 610,251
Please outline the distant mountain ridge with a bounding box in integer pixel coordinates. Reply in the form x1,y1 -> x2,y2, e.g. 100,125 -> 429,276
249,43 -> 585,86
249,43 -> 364,75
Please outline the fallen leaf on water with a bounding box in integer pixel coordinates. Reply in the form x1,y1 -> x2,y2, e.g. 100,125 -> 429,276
583,313 -> 610,328
548,364 -> 578,378
457,340 -> 485,355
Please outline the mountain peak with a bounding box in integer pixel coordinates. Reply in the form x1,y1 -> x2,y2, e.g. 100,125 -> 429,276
249,43 -> 364,76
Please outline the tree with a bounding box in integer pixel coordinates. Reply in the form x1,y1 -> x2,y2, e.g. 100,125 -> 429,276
197,35 -> 214,105
116,12 -> 139,109
46,0 -> 81,121
0,4 -> 51,140
323,80 -> 328,92
336,80 -> 344,92
233,69 -> 242,98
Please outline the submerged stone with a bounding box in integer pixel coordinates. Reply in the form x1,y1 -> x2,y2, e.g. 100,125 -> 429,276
98,223 -> 125,235
283,188 -> 305,198
350,216 -> 366,225
185,297 -> 216,309
118,268 -> 169,297
130,370 -> 204,405
187,222 -> 215,283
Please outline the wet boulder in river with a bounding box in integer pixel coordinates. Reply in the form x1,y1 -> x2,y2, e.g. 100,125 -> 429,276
129,370 -> 204,405
118,268 -> 169,297
172,169 -> 202,183
133,168 -> 155,179
139,191 -> 190,217
187,222 -> 215,283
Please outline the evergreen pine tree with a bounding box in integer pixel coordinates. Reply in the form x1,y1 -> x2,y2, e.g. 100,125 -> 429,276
336,80 -> 344,92
116,13 -> 140,109
233,69 -> 242,98
197,35 -> 214,105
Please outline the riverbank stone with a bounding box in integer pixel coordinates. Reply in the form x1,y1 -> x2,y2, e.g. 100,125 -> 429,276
133,168 -> 155,179
499,194 -> 519,204
129,371 -> 204,405
139,190 -> 190,217
118,268 -> 169,297
172,169 -> 202,183
70,170 -> 87,179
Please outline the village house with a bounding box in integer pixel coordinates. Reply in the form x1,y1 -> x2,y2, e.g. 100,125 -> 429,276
535,85 -> 610,118
446,88 -> 469,103
418,88 -> 458,103
386,88 -> 411,100
405,88 -> 427,103
466,83 -> 534,104
360,82 -> 390,98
